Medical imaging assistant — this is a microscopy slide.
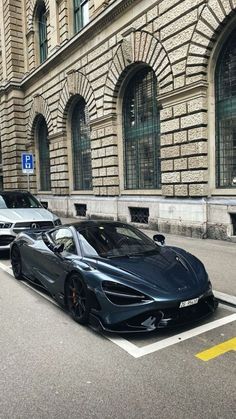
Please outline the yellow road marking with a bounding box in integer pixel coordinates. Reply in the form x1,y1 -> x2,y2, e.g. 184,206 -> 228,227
196,337 -> 236,361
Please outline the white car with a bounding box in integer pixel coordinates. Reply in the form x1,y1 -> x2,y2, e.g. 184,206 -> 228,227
0,190 -> 61,250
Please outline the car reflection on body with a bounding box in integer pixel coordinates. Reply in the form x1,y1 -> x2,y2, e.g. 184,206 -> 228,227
11,220 -> 218,332
0,190 -> 61,250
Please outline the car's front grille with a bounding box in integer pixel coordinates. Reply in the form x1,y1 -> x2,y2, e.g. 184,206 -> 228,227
0,235 -> 16,246
13,221 -> 54,233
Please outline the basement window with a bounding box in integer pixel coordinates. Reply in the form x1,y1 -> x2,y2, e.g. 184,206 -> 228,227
75,203 -> 87,217
230,213 -> 236,235
129,207 -> 149,224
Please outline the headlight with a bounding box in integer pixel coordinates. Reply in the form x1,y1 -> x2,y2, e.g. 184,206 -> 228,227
102,281 -> 152,305
54,218 -> 62,226
0,222 -> 13,228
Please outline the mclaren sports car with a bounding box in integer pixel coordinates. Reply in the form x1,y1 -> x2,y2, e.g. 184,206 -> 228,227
10,220 -> 218,332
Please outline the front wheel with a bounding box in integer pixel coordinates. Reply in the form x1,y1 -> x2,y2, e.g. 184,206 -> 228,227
11,246 -> 23,280
65,274 -> 90,325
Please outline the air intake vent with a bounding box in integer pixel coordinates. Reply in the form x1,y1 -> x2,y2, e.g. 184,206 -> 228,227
129,207 -> 149,224
75,203 -> 87,217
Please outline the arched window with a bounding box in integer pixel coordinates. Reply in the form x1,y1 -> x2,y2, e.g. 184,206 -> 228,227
74,0 -> 89,33
36,117 -> 51,191
38,2 -> 48,63
71,99 -> 92,190
123,67 -> 160,190
215,28 -> 236,188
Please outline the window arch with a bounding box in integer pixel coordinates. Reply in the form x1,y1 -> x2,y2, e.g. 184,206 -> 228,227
215,28 -> 236,188
36,116 -> 51,191
37,2 -> 48,63
71,99 -> 92,190
122,67 -> 160,190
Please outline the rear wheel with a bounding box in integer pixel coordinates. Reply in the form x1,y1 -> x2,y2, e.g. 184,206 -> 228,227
65,274 -> 90,325
11,246 -> 23,280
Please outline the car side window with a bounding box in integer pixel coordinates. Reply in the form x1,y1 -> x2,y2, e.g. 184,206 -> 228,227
50,228 -> 77,255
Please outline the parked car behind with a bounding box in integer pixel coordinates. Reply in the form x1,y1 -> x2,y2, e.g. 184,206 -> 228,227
0,190 -> 61,250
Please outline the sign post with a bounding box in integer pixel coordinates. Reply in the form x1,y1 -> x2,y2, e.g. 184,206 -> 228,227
21,153 -> 34,191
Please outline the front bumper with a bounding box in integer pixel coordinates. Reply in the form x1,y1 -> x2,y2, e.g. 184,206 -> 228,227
90,294 -> 218,333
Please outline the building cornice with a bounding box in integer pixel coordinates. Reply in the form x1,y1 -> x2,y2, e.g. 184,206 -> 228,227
0,0 -> 138,94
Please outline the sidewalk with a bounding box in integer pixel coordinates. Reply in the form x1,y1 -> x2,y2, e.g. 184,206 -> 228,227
61,217 -> 236,299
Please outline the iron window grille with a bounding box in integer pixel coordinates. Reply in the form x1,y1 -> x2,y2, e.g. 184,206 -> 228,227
71,99 -> 92,190
38,4 -> 48,63
129,207 -> 149,224
38,117 -> 51,191
74,0 -> 89,33
123,67 -> 160,190
230,213 -> 236,235
215,28 -> 236,188
75,203 -> 87,217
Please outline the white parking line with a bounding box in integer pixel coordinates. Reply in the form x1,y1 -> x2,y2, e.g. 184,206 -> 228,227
106,314 -> 236,358
214,291 -> 236,306
1,261 -> 236,358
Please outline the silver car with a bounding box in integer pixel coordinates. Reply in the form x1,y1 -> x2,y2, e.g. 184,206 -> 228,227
0,190 -> 61,250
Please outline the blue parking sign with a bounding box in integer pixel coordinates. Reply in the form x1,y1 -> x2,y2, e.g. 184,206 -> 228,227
22,153 -> 34,174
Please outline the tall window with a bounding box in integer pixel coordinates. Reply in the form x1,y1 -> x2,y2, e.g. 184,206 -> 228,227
38,3 -> 48,63
74,0 -> 89,33
215,28 -> 236,188
71,99 -> 92,190
123,67 -> 160,189
37,117 -> 51,191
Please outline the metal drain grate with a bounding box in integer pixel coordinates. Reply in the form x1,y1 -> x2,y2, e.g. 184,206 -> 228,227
75,203 -> 87,217
129,207 -> 149,224
230,213 -> 236,235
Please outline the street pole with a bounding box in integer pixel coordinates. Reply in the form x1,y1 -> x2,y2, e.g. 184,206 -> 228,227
27,174 -> 30,191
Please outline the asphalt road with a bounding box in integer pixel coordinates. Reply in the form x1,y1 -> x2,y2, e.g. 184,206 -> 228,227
0,265 -> 235,419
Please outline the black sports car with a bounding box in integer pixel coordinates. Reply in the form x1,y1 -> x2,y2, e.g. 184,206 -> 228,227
10,220 -> 218,332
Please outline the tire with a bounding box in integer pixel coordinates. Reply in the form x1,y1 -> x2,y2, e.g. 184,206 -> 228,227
65,273 -> 90,325
11,246 -> 23,280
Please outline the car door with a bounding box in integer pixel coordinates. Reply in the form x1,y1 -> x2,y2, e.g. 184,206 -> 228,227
32,227 -> 80,296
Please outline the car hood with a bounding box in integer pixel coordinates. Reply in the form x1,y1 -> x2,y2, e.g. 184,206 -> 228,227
93,246 -> 208,296
0,208 -> 55,222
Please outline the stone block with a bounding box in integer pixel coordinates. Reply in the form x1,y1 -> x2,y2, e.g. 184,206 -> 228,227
173,130 -> 187,144
173,103 -> 187,117
161,145 -> 180,159
188,155 -> 208,169
181,141 -> 207,156
174,158 -> 187,171
188,126 -> 207,142
161,160 -> 174,172
160,106 -> 173,121
161,118 -> 180,134
161,133 -> 173,146
181,170 -> 208,183
181,112 -> 207,129
162,172 -> 180,183
189,183 -> 208,196
174,184 -> 188,196
162,185 -> 174,196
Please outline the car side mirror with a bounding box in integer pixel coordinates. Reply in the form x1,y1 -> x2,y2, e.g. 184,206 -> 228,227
153,234 -> 165,245
40,201 -> 48,209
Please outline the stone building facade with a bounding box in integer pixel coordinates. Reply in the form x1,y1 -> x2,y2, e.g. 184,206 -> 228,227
0,0 -> 236,240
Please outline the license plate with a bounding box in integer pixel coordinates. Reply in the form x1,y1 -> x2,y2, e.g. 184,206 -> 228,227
179,298 -> 199,308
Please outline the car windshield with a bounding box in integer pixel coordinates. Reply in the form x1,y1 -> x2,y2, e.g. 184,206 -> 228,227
0,192 -> 42,209
77,223 -> 160,258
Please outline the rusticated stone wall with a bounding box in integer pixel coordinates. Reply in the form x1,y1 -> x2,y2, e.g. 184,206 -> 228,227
0,0 -> 235,238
